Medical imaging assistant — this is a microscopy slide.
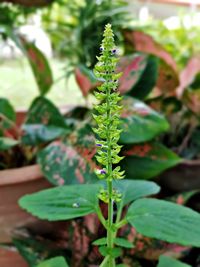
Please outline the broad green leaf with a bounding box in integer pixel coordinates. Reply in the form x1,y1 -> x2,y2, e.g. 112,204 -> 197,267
22,40 -> 53,95
127,198 -> 200,247
37,257 -> 69,267
157,255 -> 191,267
112,179 -> 160,207
37,124 -> 97,185
120,97 -> 169,144
0,137 -> 19,150
114,238 -> 134,248
128,55 -> 159,99
120,142 -> 182,179
117,53 -> 148,94
19,184 -> 101,221
0,98 -> 16,129
22,97 -> 70,145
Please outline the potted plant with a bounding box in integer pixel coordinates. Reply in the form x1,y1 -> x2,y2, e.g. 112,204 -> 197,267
17,24 -> 200,267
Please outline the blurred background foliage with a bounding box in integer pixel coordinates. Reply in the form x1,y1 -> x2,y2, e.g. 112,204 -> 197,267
2,0 -> 200,266
41,0 -> 131,69
137,18 -> 200,69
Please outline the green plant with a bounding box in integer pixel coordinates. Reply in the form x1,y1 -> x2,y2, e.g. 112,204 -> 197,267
19,24 -> 200,267
92,23 -> 125,266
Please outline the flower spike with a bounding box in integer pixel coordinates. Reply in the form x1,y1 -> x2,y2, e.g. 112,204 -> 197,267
93,24 -> 124,187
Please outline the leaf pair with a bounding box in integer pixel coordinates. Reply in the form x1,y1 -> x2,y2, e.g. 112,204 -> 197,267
19,179 -> 200,248
35,251 -> 191,267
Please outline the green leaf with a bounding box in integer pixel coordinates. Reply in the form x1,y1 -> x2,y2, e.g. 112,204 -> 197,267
19,184 -> 100,221
22,97 -> 69,145
114,237 -> 134,248
36,257 -> 69,267
99,246 -> 108,257
157,255 -> 191,267
120,97 -> 169,144
127,198 -> 200,247
113,179 -> 160,207
22,40 -> 53,96
0,137 -> 19,150
128,55 -> 159,99
0,98 -> 16,129
92,237 -> 107,246
120,142 -> 182,179
116,265 -> 128,267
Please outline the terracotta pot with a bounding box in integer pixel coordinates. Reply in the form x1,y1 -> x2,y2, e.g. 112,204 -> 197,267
0,247 -> 28,267
0,164 -> 51,243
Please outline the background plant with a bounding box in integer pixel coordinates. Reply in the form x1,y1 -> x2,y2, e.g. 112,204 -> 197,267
133,15 -> 200,69
2,2 -> 200,265
19,24 -> 200,267
41,0 -> 131,70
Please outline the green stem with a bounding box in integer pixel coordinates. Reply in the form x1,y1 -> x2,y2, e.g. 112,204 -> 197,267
97,206 -> 107,229
106,74 -> 115,267
116,203 -> 123,224
100,256 -> 109,267
107,180 -> 114,259
115,218 -> 127,229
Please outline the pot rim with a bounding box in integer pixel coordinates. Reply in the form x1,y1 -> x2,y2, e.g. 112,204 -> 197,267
0,164 -> 43,186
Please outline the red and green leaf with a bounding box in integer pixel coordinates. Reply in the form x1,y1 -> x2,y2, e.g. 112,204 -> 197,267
0,98 -> 16,130
120,142 -> 182,179
177,56 -> 200,96
124,30 -> 177,71
22,97 -> 70,145
37,124 -> 98,185
75,65 -> 99,97
22,39 -> 53,95
117,53 -> 148,94
124,30 -> 179,95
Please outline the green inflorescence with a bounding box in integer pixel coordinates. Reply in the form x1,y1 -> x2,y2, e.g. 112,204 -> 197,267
93,23 -> 125,202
